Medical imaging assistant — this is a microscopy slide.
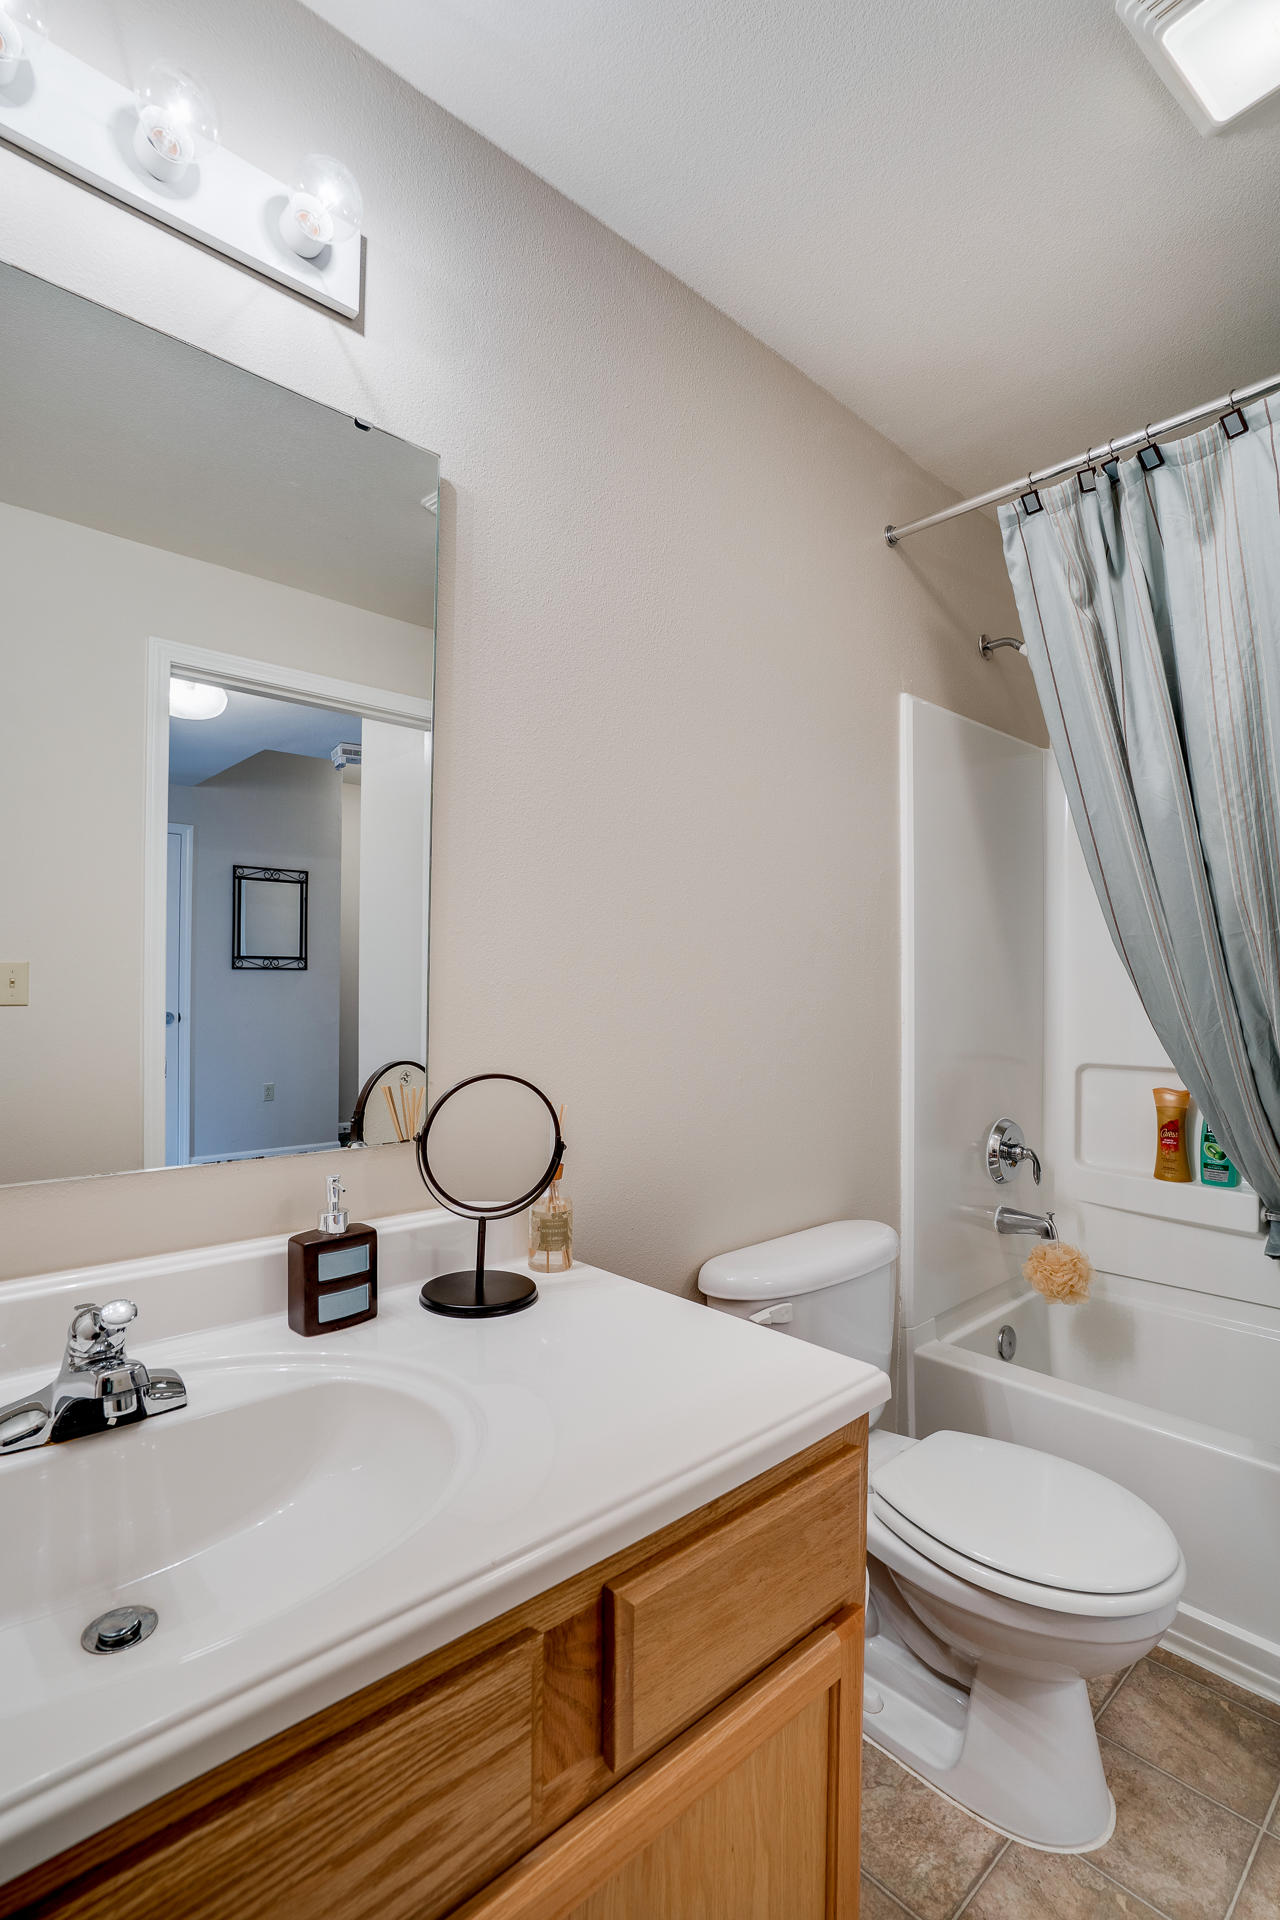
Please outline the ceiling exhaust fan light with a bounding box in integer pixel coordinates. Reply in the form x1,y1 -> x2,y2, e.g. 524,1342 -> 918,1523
169,678 -> 228,721
1118,0 -> 1280,134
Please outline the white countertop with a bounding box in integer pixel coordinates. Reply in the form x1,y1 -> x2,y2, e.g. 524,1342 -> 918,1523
0,1226 -> 888,1882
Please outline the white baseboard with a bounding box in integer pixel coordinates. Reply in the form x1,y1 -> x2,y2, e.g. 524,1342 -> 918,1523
1162,1602 -> 1280,1707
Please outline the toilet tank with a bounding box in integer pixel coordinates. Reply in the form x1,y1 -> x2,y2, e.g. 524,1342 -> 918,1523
698,1221 -> 898,1417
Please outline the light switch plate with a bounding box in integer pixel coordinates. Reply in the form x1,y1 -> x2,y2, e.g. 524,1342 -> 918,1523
1,962 -> 29,1006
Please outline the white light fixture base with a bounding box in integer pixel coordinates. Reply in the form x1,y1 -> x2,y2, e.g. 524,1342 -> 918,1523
1118,0 -> 1280,136
0,38 -> 362,318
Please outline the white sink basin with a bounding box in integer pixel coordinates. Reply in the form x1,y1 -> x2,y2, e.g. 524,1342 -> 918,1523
0,1352 -> 481,1758
1,1361 -> 471,1664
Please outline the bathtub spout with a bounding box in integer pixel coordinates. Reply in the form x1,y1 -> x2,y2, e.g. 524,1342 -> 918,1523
994,1205 -> 1058,1242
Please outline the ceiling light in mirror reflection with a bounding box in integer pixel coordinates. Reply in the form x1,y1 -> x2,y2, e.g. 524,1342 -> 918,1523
169,678 -> 228,721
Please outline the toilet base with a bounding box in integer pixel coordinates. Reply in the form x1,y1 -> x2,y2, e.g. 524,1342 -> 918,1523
864,1589 -> 1116,1851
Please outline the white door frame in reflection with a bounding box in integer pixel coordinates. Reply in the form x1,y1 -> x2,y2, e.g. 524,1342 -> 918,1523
142,636 -> 433,1170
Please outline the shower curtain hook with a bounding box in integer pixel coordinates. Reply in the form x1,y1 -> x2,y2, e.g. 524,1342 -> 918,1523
1138,425 -> 1164,472
1019,472 -> 1043,517
1221,390 -> 1250,440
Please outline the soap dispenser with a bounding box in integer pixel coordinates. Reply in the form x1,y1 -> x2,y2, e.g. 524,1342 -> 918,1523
288,1176 -> 378,1336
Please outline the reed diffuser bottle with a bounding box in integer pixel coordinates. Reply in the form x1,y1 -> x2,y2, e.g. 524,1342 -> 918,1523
529,1108 -> 572,1272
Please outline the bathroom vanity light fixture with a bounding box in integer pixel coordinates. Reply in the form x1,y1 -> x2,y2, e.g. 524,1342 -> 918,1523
1118,0 -> 1280,134
0,33 -> 363,316
0,2 -> 48,86
169,678 -> 228,721
132,61 -> 218,185
280,153 -> 363,259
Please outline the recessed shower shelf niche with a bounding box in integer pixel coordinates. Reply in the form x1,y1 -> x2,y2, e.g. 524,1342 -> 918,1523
0,38 -> 362,319
1071,1163 -> 1258,1236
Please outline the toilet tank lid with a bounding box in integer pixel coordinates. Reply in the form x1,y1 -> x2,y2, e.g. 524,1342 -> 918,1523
698,1220 -> 899,1301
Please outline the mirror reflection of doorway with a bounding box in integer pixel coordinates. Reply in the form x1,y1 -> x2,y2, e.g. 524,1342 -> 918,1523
163,673 -> 429,1167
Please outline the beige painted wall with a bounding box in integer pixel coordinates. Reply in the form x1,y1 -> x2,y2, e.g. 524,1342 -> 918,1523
0,0 -> 1045,1290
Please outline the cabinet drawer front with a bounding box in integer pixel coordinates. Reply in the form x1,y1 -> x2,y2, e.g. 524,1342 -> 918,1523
32,1633 -> 542,1920
605,1446 -> 862,1767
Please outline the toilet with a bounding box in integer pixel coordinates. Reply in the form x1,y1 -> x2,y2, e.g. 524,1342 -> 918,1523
698,1221 -> 1186,1852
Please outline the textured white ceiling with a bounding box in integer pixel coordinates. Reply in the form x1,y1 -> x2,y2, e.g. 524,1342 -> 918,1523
304,0 -> 1280,497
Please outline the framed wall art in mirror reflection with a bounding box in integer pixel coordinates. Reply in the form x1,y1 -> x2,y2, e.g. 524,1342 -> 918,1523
232,867 -> 308,970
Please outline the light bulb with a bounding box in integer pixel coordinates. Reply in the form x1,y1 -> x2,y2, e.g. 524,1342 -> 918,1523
133,61 -> 218,185
0,2 -> 50,85
279,153 -> 363,259
169,679 -> 227,721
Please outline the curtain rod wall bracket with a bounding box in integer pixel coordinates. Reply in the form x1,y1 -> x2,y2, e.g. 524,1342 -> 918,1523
979,634 -> 1027,661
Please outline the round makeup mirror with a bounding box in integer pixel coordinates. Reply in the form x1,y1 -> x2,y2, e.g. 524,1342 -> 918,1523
416,1073 -> 565,1318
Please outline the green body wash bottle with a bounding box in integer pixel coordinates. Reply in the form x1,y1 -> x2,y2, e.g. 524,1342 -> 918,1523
1200,1120 -> 1241,1187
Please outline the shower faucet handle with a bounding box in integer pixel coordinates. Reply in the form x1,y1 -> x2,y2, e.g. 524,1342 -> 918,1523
986,1118 -> 1042,1187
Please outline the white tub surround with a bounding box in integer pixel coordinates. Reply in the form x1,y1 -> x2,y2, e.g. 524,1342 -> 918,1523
912,1271 -> 1280,1704
898,697 -> 1046,1392
0,1208 -> 888,1882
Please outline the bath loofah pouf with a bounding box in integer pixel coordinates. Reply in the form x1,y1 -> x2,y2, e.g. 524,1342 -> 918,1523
1023,1241 -> 1093,1304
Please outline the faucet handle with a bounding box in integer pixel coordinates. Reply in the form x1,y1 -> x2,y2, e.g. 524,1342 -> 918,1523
1014,1143 -> 1042,1186
65,1299 -> 137,1368
985,1118 -> 1043,1187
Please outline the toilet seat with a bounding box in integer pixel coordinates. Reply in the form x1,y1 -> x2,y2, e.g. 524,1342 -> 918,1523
870,1430 -> 1185,1619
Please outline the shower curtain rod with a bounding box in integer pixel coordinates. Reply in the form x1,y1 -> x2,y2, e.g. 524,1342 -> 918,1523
883,367 -> 1280,547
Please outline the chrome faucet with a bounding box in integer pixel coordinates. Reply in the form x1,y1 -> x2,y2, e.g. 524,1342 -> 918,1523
994,1206 -> 1058,1243
0,1300 -> 186,1454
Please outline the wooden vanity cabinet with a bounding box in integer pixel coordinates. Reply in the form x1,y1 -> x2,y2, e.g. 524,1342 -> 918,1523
1,1419 -> 867,1920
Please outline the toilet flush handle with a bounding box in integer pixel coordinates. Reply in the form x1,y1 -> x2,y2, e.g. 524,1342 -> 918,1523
748,1301 -> 794,1328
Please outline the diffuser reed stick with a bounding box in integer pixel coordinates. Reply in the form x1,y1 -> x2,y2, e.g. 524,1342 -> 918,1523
528,1106 -> 572,1273
384,1084 -> 406,1143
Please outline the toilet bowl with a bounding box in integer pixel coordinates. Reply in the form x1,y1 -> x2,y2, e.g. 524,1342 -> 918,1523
699,1221 -> 1187,1852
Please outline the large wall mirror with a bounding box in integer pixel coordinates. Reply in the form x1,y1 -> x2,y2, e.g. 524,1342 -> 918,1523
0,262 -> 439,1183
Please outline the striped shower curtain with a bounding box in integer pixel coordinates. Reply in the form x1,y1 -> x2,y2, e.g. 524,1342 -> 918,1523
999,402 -> 1280,1253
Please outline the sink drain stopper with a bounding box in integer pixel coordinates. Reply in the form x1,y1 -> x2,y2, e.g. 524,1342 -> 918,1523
81,1605 -> 158,1654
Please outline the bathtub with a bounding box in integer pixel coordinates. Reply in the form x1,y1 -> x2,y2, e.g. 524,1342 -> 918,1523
911,1271 -> 1280,1703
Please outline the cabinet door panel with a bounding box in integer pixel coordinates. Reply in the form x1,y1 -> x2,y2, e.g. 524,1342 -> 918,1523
567,1697 -> 830,1920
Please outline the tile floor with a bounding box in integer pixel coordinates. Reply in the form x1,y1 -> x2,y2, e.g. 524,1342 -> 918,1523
860,1648 -> 1280,1920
